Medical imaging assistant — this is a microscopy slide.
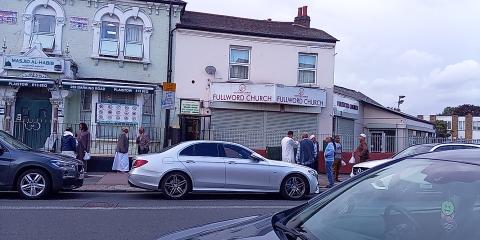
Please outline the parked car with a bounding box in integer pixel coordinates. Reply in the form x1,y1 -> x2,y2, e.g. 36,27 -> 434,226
158,149 -> 480,240
128,141 -> 319,200
0,130 -> 84,199
351,143 -> 480,176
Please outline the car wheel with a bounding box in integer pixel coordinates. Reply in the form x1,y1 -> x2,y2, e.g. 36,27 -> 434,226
160,172 -> 190,200
281,174 -> 308,200
17,169 -> 51,200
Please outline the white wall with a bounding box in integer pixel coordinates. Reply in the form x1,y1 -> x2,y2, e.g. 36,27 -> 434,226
173,29 -> 336,133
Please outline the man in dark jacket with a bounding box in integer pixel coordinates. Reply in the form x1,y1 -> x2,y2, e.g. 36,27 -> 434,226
296,133 -> 315,168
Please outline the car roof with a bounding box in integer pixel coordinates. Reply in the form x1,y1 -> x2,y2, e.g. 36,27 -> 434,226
411,149 -> 480,165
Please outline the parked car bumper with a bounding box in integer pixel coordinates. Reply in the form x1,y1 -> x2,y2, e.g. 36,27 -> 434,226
128,168 -> 161,191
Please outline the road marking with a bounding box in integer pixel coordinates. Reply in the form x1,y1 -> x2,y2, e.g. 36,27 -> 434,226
0,205 -> 294,210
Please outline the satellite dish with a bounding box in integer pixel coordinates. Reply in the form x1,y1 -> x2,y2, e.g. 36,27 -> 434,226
205,66 -> 216,75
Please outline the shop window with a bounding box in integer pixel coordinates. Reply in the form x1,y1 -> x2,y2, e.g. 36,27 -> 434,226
100,21 -> 120,57
81,91 -> 92,111
298,53 -> 317,84
142,93 -> 154,126
125,23 -> 143,59
100,92 -> 135,105
229,47 -> 250,80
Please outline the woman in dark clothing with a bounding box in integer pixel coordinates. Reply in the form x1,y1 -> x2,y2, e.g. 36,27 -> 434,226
76,123 -> 91,173
61,127 -> 77,158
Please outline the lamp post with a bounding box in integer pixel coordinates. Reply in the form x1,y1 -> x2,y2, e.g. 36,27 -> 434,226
397,95 -> 405,110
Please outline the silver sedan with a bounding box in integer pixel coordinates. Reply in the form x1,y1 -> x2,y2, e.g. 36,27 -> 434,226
128,141 -> 319,200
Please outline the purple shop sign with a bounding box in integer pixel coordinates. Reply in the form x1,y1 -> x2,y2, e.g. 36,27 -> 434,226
0,10 -> 17,25
69,16 -> 89,31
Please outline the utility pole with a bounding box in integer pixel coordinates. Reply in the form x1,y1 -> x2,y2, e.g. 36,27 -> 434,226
163,1 -> 173,148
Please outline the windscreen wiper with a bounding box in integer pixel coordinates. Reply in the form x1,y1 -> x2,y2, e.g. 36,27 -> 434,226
273,222 -> 309,240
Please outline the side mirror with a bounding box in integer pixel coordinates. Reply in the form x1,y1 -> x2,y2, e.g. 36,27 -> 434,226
250,153 -> 263,162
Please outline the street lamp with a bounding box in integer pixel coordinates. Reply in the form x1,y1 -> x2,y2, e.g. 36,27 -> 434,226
397,95 -> 405,110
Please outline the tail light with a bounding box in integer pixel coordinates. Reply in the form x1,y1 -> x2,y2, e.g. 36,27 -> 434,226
133,159 -> 148,169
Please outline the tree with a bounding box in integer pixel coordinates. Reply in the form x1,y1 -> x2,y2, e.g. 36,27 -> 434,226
441,104 -> 480,116
434,120 -> 451,138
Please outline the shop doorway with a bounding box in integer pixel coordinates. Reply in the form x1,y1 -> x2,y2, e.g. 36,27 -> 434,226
14,87 -> 52,149
179,115 -> 211,142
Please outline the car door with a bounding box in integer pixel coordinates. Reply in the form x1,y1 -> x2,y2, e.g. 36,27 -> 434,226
222,144 -> 272,191
178,143 -> 225,189
0,145 -> 12,187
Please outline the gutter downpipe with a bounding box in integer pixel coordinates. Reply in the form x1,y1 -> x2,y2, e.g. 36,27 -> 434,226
164,1 -> 177,147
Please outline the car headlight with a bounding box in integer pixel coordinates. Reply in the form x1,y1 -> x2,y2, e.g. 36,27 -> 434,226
51,160 -> 77,170
308,169 -> 318,177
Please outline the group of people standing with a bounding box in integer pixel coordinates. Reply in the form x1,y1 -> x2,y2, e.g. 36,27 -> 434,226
59,124 -> 151,174
281,131 -> 369,188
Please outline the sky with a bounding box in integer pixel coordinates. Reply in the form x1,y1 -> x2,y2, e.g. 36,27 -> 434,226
185,0 -> 480,115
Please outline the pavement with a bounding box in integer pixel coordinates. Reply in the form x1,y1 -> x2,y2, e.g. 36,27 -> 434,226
76,172 -> 351,192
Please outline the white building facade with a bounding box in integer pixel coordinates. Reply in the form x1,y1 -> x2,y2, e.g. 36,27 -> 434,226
419,114 -> 480,140
172,7 -> 337,149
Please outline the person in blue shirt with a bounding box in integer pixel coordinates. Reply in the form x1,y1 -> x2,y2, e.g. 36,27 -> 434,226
324,136 -> 336,188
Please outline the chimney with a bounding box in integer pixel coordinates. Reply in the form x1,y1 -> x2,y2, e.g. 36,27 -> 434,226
294,6 -> 311,28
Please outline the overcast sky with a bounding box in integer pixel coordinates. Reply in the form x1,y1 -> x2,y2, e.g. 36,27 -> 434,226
186,0 -> 480,115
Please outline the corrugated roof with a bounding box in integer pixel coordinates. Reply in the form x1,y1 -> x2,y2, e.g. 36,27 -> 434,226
177,11 -> 338,43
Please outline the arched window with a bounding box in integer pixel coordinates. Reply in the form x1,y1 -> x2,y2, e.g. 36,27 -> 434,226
23,0 -> 65,55
92,5 -> 153,64
99,14 -> 120,57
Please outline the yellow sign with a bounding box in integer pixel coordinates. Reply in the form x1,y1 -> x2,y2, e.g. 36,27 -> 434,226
163,82 -> 176,92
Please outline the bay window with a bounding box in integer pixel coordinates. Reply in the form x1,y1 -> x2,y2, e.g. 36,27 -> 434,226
229,47 -> 250,80
32,14 -> 55,51
298,53 -> 317,84
100,21 -> 119,57
125,24 -> 143,59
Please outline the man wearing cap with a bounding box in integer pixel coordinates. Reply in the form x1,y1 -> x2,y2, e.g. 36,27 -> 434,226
354,133 -> 369,163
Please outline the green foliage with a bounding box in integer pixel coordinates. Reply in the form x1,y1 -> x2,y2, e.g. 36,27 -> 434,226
441,104 -> 480,116
434,120 -> 451,138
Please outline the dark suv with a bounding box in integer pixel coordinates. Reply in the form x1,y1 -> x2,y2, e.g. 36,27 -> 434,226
0,131 -> 84,199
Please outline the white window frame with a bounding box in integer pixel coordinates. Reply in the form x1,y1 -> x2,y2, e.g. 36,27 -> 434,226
473,121 -> 480,131
446,121 -> 452,130
458,120 -> 465,131
92,5 -> 153,64
99,21 -> 120,57
229,46 -> 251,81
124,24 -> 144,59
298,53 -> 317,85
22,0 -> 65,55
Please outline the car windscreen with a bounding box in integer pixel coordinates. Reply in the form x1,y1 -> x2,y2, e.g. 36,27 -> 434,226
392,145 -> 433,159
0,131 -> 32,151
289,159 -> 480,240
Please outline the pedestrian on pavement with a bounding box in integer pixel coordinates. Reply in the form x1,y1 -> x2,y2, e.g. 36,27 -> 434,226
354,133 -> 369,163
310,135 -> 320,171
112,127 -> 130,173
61,127 -> 77,158
76,123 -> 91,173
324,136 -> 336,188
281,131 -> 298,164
333,135 -> 343,182
296,133 -> 315,168
136,127 -> 150,154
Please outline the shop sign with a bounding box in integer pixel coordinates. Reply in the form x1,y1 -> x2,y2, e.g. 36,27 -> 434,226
69,16 -> 89,31
162,82 -> 176,109
180,100 -> 201,115
276,85 -> 326,107
96,103 -> 139,124
211,83 -> 275,103
3,55 -> 64,73
0,79 -> 53,88
0,10 -> 17,24
334,94 -> 359,114
63,84 -> 154,94
210,83 -> 326,107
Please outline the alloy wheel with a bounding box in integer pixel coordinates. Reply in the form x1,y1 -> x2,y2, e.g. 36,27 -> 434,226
20,173 -> 46,198
285,176 -> 306,199
163,174 -> 188,198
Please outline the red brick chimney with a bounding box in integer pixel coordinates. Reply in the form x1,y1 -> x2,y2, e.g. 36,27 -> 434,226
294,6 -> 311,28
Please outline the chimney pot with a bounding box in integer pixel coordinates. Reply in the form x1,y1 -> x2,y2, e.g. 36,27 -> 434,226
294,6 -> 311,28
302,6 -> 308,16
297,7 -> 302,17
